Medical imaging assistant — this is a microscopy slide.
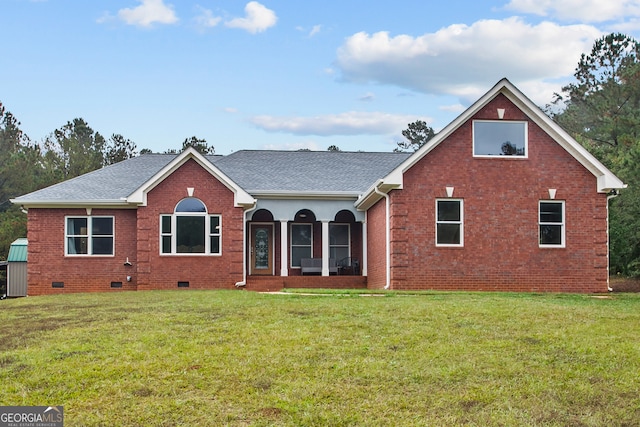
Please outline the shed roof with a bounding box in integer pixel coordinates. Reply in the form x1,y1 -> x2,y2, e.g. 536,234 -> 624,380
7,238 -> 27,262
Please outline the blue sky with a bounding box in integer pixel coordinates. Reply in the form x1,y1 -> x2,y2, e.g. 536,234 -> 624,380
2,0 -> 640,154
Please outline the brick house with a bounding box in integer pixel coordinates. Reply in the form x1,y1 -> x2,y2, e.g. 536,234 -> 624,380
12,79 -> 625,294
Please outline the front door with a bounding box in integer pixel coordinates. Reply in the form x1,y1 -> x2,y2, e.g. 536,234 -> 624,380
250,224 -> 273,275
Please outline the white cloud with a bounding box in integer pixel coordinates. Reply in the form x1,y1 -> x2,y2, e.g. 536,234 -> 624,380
194,7 -> 222,28
439,104 -> 466,113
335,17 -> 601,105
309,25 -> 322,37
250,111 -> 426,136
225,1 -> 277,34
262,141 -> 320,151
505,0 -> 640,23
117,0 -> 178,27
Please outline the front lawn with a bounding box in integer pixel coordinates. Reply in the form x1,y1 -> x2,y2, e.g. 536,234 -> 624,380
1,290 -> 639,426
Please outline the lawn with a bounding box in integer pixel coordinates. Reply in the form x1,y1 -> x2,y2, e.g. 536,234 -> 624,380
1,290 -> 639,426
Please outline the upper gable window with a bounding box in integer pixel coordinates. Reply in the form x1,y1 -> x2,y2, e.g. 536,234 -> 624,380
473,120 -> 527,157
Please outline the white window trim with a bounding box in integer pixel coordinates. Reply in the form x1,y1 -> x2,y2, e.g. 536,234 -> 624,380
160,213 -> 222,256
290,223 -> 313,268
472,120 -> 528,158
65,216 -> 115,257
539,200 -> 565,248
329,223 -> 351,262
435,199 -> 464,247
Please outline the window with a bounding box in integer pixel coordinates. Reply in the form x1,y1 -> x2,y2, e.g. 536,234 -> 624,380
436,199 -> 463,246
329,224 -> 350,262
290,223 -> 312,267
66,216 -> 114,256
539,201 -> 564,247
473,120 -> 527,157
160,198 -> 221,255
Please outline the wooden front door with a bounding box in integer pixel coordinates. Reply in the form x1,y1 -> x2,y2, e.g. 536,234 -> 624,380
250,224 -> 273,275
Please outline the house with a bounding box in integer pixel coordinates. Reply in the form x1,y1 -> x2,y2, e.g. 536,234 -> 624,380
11,79 -> 625,294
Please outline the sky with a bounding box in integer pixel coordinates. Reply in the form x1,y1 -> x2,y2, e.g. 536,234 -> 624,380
2,0 -> 640,155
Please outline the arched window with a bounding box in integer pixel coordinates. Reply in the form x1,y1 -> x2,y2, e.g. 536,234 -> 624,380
160,198 -> 221,255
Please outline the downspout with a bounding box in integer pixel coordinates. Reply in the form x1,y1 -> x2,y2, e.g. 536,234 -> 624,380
606,191 -> 620,292
374,185 -> 391,290
235,203 -> 257,288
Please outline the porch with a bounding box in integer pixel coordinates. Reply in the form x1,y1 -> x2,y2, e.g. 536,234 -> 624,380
244,275 -> 368,292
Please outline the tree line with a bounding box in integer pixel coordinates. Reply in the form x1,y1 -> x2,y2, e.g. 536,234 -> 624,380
2,32 -> 640,277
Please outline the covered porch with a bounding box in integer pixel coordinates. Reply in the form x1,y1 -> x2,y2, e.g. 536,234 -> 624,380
243,198 -> 367,290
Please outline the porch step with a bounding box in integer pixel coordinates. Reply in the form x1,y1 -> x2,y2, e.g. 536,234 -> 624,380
245,275 -> 367,292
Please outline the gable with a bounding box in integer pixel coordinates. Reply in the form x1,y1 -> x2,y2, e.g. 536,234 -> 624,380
356,78 -> 626,211
127,147 -> 255,208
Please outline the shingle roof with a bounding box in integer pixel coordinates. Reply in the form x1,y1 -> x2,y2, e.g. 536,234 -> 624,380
13,154 -> 180,203
213,150 -> 411,194
12,150 -> 411,204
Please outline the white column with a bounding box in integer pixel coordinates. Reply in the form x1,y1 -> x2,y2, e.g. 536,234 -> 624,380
361,218 -> 367,276
280,220 -> 288,276
322,220 -> 330,276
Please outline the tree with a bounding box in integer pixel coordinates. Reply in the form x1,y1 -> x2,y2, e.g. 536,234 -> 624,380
394,120 -> 435,152
0,103 -> 41,260
43,118 -> 106,180
327,145 -> 341,151
183,136 -> 214,155
550,33 -> 640,148
104,134 -> 137,165
551,33 -> 640,276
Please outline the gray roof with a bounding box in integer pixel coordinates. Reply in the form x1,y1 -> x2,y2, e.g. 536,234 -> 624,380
13,150 -> 411,204
214,150 -> 411,194
13,154 -> 179,203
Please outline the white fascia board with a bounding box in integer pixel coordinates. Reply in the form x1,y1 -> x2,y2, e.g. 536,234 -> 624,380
383,78 -> 626,194
127,147 -> 256,208
355,179 -> 402,211
11,199 -> 134,209
500,86 -> 626,193
250,190 -> 361,200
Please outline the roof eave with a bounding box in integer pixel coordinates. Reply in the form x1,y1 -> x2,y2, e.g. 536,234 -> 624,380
250,190 -> 362,200
127,147 -> 256,208
11,198 -> 135,209
355,178 -> 402,211
384,78 -> 626,193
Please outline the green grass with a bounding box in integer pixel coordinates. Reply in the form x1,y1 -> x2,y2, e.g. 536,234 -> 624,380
1,290 -> 639,426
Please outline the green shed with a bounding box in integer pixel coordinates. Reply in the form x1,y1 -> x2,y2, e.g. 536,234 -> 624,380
7,238 -> 27,297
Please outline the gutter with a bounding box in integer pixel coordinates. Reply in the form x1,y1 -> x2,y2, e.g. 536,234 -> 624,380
235,203 -> 258,288
606,190 -> 621,292
373,184 -> 391,290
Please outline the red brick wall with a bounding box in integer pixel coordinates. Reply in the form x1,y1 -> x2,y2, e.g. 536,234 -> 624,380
25,158 -> 245,294
26,208 -> 138,295
136,159 -> 245,290
388,94 -> 610,293
367,200 -> 387,289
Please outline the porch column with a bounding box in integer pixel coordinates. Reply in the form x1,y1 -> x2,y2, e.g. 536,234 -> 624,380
361,219 -> 367,276
280,220 -> 288,276
322,220 -> 330,276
